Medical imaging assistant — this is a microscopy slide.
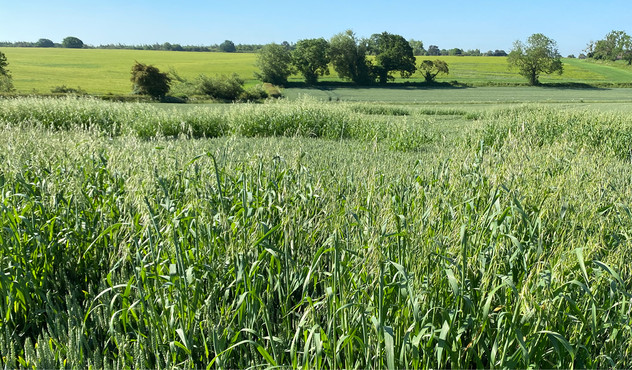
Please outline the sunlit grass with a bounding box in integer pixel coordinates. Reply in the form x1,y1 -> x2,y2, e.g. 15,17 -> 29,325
1,97 -> 632,368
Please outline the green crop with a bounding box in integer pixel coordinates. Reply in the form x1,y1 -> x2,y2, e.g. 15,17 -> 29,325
1,97 -> 631,368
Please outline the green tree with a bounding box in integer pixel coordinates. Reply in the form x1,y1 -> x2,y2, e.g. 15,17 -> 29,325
255,43 -> 293,85
369,32 -> 417,84
130,62 -> 171,98
219,40 -> 236,53
0,51 -> 14,92
0,51 -> 9,76
62,36 -> 84,49
418,59 -> 449,82
329,30 -> 372,85
408,39 -> 425,56
507,33 -> 563,85
589,30 -> 632,64
292,38 -> 330,84
36,38 -> 55,47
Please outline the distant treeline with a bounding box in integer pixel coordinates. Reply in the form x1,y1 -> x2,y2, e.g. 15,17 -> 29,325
0,39 -> 264,52
0,38 -> 509,56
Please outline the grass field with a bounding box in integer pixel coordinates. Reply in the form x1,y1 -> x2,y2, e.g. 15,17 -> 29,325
3,48 -> 632,95
1,95 -> 632,368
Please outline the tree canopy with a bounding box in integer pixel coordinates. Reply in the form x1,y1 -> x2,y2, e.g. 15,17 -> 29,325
587,30 -> 632,64
130,62 -> 171,98
329,30 -> 372,85
0,51 -> 9,77
36,38 -> 55,48
219,40 -> 236,53
0,51 -> 13,92
292,38 -> 330,84
62,36 -> 84,49
369,32 -> 417,84
508,33 -> 563,85
418,60 -> 449,82
255,43 -> 293,85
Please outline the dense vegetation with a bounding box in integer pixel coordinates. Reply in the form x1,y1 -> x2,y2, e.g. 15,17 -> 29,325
1,96 -> 631,368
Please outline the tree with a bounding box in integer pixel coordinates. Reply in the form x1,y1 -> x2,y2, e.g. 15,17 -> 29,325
418,59 -> 449,82
0,51 -> 9,76
292,38 -> 330,84
588,30 -> 632,64
329,30 -> 372,85
62,36 -> 84,49
368,32 -> 416,84
0,51 -> 14,92
408,39 -> 425,56
507,33 -> 563,85
255,43 -> 293,85
427,45 -> 440,56
130,62 -> 171,98
219,40 -> 236,53
36,38 -> 55,47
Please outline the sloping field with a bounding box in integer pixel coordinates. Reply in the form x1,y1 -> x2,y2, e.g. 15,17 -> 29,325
2,48 -> 632,95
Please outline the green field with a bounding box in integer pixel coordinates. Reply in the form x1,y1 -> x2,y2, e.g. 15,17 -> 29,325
3,48 -> 632,95
1,94 -> 632,368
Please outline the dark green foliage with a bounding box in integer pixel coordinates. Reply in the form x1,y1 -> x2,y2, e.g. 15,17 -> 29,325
62,36 -> 84,49
130,62 -> 171,99
255,43 -> 293,85
36,38 -> 55,47
329,30 -> 373,85
369,32 -> 417,84
508,33 -> 563,85
418,59 -> 449,82
195,73 -> 244,100
0,51 -> 9,77
0,51 -> 13,92
50,85 -> 86,94
219,40 -> 236,53
587,30 -> 632,64
409,39 -> 425,56
292,38 -> 330,84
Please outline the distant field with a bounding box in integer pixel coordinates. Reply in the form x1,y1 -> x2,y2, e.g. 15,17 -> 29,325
2,48 -> 259,94
2,48 -> 632,95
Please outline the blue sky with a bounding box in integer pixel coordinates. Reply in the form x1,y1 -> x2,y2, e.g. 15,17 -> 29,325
1,0 -> 630,55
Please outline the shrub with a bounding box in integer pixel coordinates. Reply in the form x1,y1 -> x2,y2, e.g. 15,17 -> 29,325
239,84 -> 269,101
50,85 -> 86,94
195,73 -> 245,101
130,62 -> 171,99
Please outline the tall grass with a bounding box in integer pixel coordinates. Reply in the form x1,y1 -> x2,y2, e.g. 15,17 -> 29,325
0,98 -> 631,368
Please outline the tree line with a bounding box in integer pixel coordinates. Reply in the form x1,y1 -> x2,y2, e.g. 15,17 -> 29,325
0,38 -> 264,53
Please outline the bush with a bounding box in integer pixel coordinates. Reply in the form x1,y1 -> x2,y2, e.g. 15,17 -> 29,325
130,62 -> 171,99
0,74 -> 13,92
239,84 -> 269,101
50,85 -> 86,94
195,73 -> 244,101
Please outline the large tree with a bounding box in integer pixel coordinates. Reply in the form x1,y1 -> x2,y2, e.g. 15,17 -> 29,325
329,30 -> 373,85
369,32 -> 417,84
292,38 -> 330,84
219,40 -> 236,53
588,30 -> 632,64
130,62 -> 171,98
62,36 -> 84,49
507,33 -> 563,85
255,43 -> 293,85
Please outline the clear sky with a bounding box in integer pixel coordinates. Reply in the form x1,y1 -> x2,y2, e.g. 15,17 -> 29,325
1,0 -> 630,55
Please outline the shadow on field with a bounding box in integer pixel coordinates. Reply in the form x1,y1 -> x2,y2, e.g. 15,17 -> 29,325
540,82 -> 608,90
284,81 -> 471,90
